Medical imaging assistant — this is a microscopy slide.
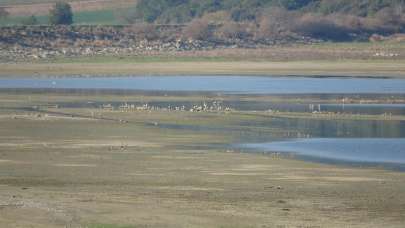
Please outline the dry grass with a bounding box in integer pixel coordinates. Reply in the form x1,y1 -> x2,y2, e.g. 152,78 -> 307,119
1,60 -> 405,77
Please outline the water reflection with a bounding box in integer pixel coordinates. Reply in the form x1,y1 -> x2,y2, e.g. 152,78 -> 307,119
2,76 -> 405,94
242,138 -> 405,166
267,117 -> 405,138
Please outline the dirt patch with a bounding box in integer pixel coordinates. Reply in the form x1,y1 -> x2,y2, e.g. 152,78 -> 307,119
53,163 -> 97,167
151,155 -> 200,160
0,159 -> 31,165
231,164 -> 278,171
154,186 -> 224,191
208,172 -> 267,176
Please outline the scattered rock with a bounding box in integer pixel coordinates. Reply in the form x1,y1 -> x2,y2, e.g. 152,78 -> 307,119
0,25 -> 323,62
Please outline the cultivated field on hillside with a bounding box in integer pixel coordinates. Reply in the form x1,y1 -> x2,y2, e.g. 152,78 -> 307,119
0,0 -> 85,4
0,0 -> 137,16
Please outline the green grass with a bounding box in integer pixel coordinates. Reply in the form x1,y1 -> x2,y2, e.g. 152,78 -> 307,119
0,14 -> 48,26
73,9 -> 123,25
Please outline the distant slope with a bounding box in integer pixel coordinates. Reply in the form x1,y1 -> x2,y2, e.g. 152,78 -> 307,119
122,0 -> 404,41
131,0 -> 405,23
0,0 -> 404,41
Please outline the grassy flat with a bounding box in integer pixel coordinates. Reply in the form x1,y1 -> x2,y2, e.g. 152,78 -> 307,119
1,59 -> 405,78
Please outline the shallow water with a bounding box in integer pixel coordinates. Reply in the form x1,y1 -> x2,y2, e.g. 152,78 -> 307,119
263,117 -> 405,138
41,100 -> 405,115
317,103 -> 405,115
241,138 -> 405,166
152,107 -> 405,167
2,76 -> 405,94
2,75 -> 405,169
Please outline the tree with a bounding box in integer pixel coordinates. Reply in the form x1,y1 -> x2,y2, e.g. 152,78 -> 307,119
49,2 -> 73,25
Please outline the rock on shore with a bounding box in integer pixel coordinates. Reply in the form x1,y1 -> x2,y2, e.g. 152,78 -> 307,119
0,25 -> 320,62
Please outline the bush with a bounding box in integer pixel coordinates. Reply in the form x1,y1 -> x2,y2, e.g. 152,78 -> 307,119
49,2 -> 73,25
258,16 -> 281,39
257,7 -> 295,39
230,7 -> 257,22
182,18 -> 211,40
157,5 -> 194,24
279,0 -> 313,10
200,11 -> 230,23
374,7 -> 404,33
292,14 -> 352,41
216,22 -> 254,39
124,23 -> 158,40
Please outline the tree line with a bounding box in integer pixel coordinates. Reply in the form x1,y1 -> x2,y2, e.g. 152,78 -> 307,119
123,0 -> 405,41
128,0 -> 405,23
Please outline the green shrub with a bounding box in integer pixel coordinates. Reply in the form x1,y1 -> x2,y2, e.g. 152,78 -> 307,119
49,2 -> 73,25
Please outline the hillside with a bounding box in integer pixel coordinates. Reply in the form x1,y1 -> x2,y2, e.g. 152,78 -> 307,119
131,0 -> 405,23
0,0 -> 404,41
126,0 -> 405,41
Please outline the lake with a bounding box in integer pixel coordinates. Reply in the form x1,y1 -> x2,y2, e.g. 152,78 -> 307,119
1,76 -> 405,94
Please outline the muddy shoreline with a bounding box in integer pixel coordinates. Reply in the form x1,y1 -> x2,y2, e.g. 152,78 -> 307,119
1,89 -> 405,227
